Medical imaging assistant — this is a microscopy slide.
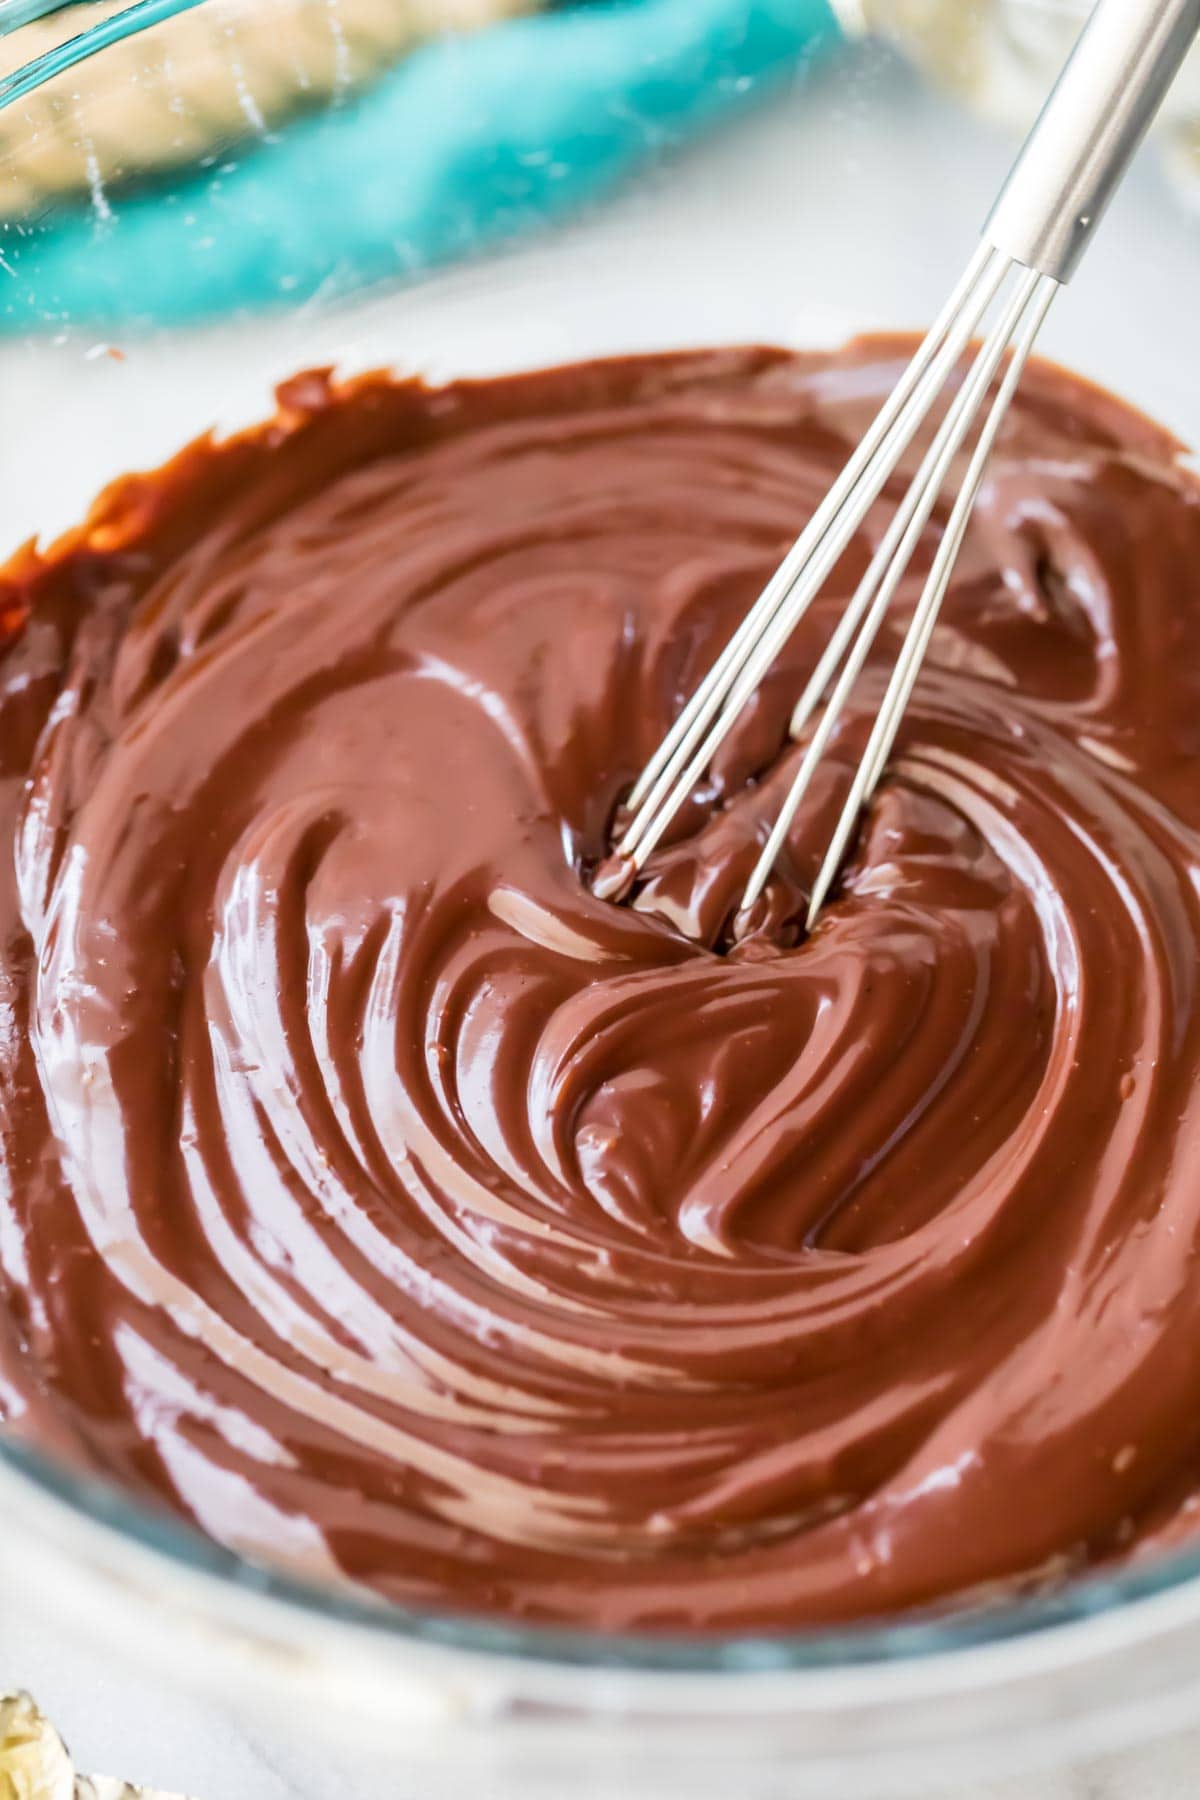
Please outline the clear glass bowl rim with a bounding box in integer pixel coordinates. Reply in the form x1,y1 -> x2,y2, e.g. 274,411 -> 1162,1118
9,1430 -> 1200,1676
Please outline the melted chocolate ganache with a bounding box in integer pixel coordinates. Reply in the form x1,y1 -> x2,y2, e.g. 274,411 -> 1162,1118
2,344 -> 1200,1633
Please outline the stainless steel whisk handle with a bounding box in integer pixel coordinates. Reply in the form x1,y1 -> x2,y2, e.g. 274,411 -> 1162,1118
615,0 -> 1200,926
985,0 -> 1200,283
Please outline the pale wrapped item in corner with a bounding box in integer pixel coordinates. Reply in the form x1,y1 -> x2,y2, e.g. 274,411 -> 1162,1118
0,1692 -> 191,1800
858,0 -> 1200,208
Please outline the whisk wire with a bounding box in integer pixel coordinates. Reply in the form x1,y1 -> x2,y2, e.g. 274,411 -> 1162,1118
859,282 -> 1059,811
618,253 -> 1046,906
602,0 -> 1200,934
622,241 -> 1000,816
802,273 -> 1058,927
736,265 -> 1052,928
616,245 -> 1008,869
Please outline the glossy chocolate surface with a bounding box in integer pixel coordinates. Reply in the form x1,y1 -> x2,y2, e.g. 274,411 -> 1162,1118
2,345 -> 1200,1631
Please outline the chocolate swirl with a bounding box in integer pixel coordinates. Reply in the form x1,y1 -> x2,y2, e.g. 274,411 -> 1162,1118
3,345 -> 1200,1631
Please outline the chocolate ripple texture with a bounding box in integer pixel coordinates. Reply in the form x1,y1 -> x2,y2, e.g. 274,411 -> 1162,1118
3,345 -> 1200,1633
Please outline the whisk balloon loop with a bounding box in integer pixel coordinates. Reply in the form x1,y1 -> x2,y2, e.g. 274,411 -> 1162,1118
741,264 -> 1059,932
614,243 -> 1010,871
606,0 -> 1200,932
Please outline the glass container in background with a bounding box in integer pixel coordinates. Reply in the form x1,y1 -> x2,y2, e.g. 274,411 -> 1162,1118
861,0 -> 1200,202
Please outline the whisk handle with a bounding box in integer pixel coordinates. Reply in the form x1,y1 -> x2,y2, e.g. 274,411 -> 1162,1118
984,0 -> 1200,282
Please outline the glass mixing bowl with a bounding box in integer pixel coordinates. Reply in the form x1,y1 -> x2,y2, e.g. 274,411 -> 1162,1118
1,4 -> 1200,1795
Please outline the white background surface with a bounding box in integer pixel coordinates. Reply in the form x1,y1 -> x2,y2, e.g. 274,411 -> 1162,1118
2,36 -> 1200,1799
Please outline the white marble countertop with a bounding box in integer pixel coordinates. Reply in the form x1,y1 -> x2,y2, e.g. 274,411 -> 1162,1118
2,35 -> 1200,1800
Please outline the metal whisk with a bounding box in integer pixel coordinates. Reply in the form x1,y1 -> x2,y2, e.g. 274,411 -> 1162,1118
605,0 -> 1200,935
